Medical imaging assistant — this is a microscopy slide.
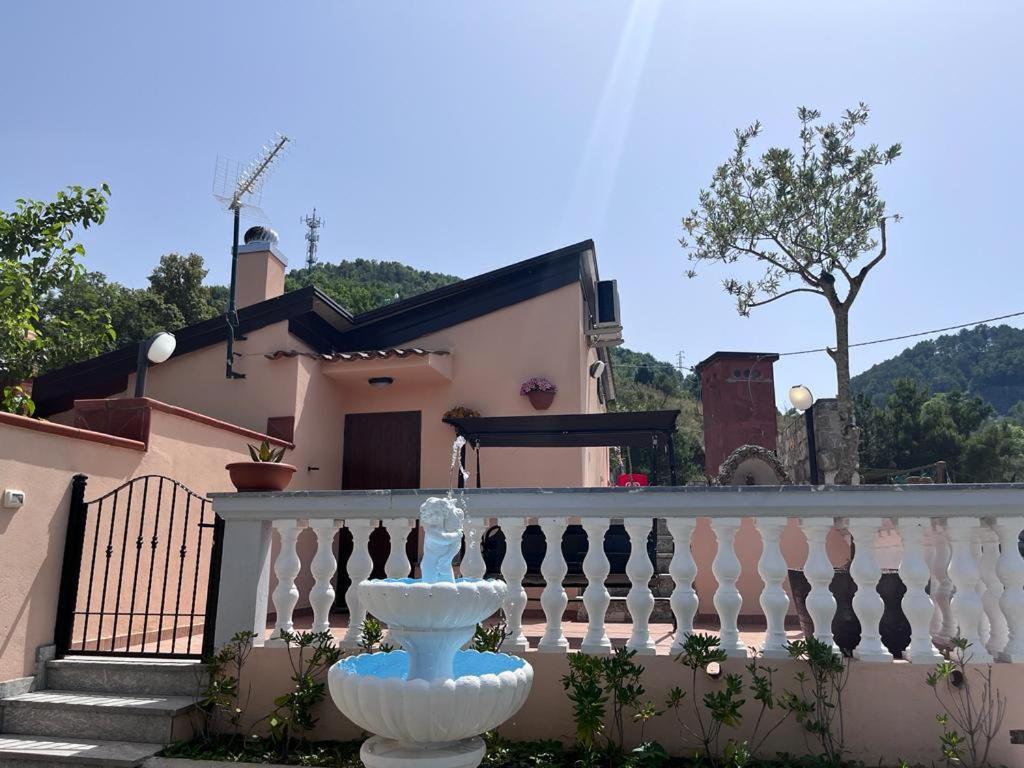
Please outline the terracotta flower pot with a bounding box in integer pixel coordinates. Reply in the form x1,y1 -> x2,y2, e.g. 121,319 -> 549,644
226,462 -> 297,492
526,390 -> 555,410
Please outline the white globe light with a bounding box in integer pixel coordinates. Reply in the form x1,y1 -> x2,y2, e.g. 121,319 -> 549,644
146,331 -> 177,364
788,384 -> 814,412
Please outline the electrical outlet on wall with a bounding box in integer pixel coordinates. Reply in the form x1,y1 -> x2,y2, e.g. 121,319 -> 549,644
3,489 -> 26,508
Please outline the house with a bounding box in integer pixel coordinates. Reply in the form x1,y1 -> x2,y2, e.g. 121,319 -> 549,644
33,235 -> 621,490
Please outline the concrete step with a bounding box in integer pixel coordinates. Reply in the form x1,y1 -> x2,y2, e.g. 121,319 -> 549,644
0,735 -> 161,768
45,659 -> 205,697
0,692 -> 194,744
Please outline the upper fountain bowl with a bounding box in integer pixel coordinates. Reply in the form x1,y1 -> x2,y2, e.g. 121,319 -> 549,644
358,578 -> 506,630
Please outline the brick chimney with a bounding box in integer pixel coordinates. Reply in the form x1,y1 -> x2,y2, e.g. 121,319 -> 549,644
696,351 -> 780,476
235,226 -> 287,309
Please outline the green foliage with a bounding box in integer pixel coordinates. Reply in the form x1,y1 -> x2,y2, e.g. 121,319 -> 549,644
357,616 -> 394,653
148,252 -> 222,324
0,185 -> 113,412
852,324 -> 1024,414
285,258 -> 459,315
248,438 -> 287,463
669,633 -> 740,766
162,736 -> 363,766
471,619 -> 509,653
785,638 -> 849,767
196,631 -> 255,741
926,638 -> 1007,768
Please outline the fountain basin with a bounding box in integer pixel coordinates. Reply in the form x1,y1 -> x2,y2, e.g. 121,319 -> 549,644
329,650 -> 533,745
358,578 -> 506,630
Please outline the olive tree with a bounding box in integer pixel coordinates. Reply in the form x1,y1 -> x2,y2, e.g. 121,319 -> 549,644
680,105 -> 901,483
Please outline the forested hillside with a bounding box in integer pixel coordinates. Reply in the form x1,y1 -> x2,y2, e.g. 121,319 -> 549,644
852,324 -> 1024,413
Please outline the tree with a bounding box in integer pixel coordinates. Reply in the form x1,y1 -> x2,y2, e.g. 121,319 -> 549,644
680,105 -> 901,483
0,185 -> 112,413
961,421 -> 1024,483
148,252 -> 218,325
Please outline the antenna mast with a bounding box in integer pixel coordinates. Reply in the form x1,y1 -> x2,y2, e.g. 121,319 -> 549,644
301,208 -> 325,269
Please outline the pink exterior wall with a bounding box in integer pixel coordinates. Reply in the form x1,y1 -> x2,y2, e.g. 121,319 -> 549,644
0,407 -> 279,682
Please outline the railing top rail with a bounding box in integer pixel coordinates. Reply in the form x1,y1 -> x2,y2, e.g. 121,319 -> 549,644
210,484 -> 1024,521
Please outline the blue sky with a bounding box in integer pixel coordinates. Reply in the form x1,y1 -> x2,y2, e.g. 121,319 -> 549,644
3,1 -> 1021,405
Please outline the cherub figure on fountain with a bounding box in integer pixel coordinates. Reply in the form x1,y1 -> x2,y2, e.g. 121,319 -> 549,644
419,495 -> 465,583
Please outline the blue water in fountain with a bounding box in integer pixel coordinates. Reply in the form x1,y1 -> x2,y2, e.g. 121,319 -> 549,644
339,650 -> 526,680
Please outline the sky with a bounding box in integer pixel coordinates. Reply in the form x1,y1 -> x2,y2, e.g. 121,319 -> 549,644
3,1 -> 1022,405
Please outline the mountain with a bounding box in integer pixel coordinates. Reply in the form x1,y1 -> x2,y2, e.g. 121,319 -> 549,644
851,324 -> 1024,414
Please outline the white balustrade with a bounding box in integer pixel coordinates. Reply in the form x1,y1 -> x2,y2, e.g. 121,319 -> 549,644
498,518 -> 529,652
268,519 -> 304,645
710,518 -> 746,657
801,517 -> 838,652
580,518 -> 611,654
383,518 -> 414,579
898,517 -> 943,663
342,519 -> 376,649
209,485 -> 1024,667
849,517 -> 892,662
624,519 -> 656,655
309,520 -> 340,634
667,518 -> 698,655
538,517 -> 569,653
756,517 -> 790,659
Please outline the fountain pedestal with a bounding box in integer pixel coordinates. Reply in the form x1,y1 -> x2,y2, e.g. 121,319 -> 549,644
360,736 -> 485,768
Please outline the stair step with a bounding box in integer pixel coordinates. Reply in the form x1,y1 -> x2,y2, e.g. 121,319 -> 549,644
46,659 -> 205,697
0,736 -> 161,768
0,692 -> 194,744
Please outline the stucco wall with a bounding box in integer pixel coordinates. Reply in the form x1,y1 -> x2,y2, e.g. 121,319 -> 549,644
0,408 -> 276,682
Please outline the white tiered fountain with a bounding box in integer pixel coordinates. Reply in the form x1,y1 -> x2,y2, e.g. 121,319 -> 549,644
329,474 -> 533,767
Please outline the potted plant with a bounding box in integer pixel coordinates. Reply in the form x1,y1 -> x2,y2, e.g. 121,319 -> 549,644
226,439 -> 296,492
443,405 -> 481,420
520,377 -> 557,410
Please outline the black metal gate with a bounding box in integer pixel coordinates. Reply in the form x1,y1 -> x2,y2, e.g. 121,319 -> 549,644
54,474 -> 224,659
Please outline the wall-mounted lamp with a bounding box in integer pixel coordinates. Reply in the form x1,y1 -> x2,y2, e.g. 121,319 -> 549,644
589,360 -> 606,379
788,384 -> 819,484
134,331 -> 177,397
788,384 -> 814,412
368,376 -> 394,389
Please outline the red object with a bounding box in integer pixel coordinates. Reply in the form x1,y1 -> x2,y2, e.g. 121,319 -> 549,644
697,352 -> 780,476
617,473 -> 648,487
526,390 -> 556,410
226,462 -> 297,492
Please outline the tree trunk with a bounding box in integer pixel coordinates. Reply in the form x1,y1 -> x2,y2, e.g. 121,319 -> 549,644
831,307 -> 860,484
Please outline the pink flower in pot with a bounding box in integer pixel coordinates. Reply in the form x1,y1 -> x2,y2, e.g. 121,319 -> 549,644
520,377 -> 557,410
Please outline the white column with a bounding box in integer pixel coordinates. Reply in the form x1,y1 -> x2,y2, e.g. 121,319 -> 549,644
898,517 -> 943,663
756,517 -> 790,659
928,520 -> 955,646
667,518 -> 698,655
461,516 -> 487,580
213,517 -> 273,648
538,518 -> 569,652
268,519 -> 304,645
383,518 -> 414,579
580,518 -> 611,654
946,518 -> 992,663
801,517 -> 838,653
341,519 -> 376,649
498,518 -> 529,653
711,517 -> 746,657
625,519 -> 656,655
848,517 -> 891,662
993,517 -> 1024,662
971,532 -> 992,649
977,526 -> 1007,658
309,520 -> 340,634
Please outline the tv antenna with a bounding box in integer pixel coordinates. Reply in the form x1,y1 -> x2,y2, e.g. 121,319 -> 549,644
301,208 -> 325,269
212,133 -> 290,379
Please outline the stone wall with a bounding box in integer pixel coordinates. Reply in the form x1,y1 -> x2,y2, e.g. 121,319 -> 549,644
778,398 -> 858,484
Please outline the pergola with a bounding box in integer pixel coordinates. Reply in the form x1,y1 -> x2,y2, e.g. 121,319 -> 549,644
442,410 -> 680,487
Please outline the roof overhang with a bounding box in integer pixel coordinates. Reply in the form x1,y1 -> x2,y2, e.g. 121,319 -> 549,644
443,410 -> 679,448
321,349 -> 453,384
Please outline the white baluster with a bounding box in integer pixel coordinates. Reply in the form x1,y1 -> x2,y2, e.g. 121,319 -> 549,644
801,518 -> 838,653
756,517 -> 790,659
928,520 -> 955,646
946,518 -> 993,663
977,526 -> 1007,658
971,533 -> 991,649
538,517 -> 569,653
309,520 -> 339,634
341,519 -> 375,649
383,518 -> 414,579
898,517 -> 943,663
711,517 -> 746,657
268,519 -> 304,645
993,517 -> 1024,662
580,518 -> 611,655
461,516 -> 487,580
667,518 -> 698,655
498,518 -> 529,653
848,517 -> 891,662
625,519 -> 656,655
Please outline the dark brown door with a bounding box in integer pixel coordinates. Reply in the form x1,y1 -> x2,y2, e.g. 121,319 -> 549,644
336,412 -> 421,608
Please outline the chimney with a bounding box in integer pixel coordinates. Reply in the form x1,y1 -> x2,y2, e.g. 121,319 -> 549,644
696,351 -> 780,476
235,226 -> 287,308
